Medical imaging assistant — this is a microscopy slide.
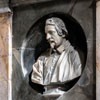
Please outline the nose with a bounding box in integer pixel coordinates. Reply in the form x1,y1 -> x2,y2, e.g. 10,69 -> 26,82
46,33 -> 51,40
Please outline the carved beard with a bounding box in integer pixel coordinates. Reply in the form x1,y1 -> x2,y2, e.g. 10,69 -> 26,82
49,41 -> 55,49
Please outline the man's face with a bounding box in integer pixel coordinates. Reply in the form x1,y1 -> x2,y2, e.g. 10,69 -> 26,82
45,25 -> 63,49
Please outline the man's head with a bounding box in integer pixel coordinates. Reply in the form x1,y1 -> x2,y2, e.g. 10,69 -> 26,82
45,17 -> 68,49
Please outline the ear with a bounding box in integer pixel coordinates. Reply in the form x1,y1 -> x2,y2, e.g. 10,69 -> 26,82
62,34 -> 66,38
61,30 -> 66,38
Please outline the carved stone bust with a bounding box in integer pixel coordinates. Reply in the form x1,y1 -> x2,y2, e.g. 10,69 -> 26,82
31,17 -> 82,98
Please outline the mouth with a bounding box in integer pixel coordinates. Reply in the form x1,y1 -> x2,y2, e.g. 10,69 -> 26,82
48,41 -> 55,46
47,39 -> 54,43
47,40 -> 56,48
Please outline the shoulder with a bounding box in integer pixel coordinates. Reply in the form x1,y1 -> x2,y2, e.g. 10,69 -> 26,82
67,46 -> 80,61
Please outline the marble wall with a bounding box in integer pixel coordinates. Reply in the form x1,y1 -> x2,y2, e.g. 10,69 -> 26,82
96,1 -> 100,100
12,0 -> 95,100
0,0 -> 99,100
0,10 -> 12,100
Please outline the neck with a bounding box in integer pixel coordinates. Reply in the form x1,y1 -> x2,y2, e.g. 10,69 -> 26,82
56,39 -> 67,54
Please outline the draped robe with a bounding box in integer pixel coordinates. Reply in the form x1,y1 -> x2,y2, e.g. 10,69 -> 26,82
31,40 -> 82,96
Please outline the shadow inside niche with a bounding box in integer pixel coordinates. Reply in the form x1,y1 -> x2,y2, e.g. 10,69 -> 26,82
29,71 -> 45,94
24,12 -> 87,94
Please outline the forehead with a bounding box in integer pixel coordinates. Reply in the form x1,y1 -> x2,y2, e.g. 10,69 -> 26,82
45,25 -> 56,32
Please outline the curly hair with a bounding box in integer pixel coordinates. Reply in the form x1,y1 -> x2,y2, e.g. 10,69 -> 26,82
45,17 -> 68,37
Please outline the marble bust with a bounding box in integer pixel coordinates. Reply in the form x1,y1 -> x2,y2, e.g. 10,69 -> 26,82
31,17 -> 82,97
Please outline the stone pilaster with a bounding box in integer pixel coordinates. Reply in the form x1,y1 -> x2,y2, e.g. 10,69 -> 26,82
96,1 -> 100,100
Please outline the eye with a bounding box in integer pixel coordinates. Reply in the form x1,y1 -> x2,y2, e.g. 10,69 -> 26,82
49,31 -> 55,34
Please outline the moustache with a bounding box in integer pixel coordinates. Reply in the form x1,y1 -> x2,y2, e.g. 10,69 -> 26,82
47,39 -> 54,43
